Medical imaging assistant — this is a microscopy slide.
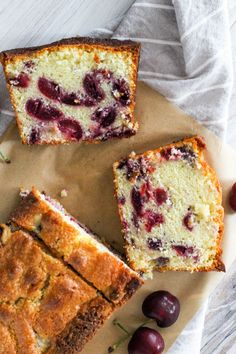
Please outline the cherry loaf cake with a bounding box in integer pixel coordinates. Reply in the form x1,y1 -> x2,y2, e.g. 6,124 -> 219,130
0,224 -> 113,354
113,136 -> 225,277
0,37 -> 140,144
10,187 -> 143,305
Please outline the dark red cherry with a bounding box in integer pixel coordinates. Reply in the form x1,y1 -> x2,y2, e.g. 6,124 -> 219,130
128,327 -> 164,354
10,73 -> 30,88
229,183 -> 236,211
142,291 -> 180,328
112,78 -> 130,106
145,211 -> 164,232
131,187 -> 143,215
61,92 -> 81,106
147,237 -> 162,250
172,245 -> 194,257
26,99 -> 63,121
28,127 -> 41,144
38,77 -> 61,100
154,188 -> 168,206
57,119 -> 83,141
183,212 -> 195,231
83,73 -> 105,101
92,106 -> 117,127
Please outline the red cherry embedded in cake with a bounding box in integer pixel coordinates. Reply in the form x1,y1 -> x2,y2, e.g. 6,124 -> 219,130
172,245 -> 194,257
128,327 -> 164,354
29,127 -> 41,144
229,183 -> 236,211
38,77 -> 61,100
145,211 -> 164,232
83,73 -> 105,101
147,237 -> 162,250
26,99 -> 63,121
57,119 -> 83,141
142,291 -> 180,328
92,106 -> 117,127
112,78 -> 130,106
154,188 -> 168,206
183,211 -> 195,231
131,187 -> 143,215
10,73 -> 30,88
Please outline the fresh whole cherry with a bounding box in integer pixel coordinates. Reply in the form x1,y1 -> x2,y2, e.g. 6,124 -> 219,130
229,183 -> 236,211
142,290 -> 180,328
128,327 -> 164,354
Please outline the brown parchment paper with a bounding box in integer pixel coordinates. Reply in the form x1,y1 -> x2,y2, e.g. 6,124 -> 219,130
0,82 -> 236,353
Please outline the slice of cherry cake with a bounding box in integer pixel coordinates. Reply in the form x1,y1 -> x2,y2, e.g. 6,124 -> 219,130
113,136 -> 225,277
0,37 -> 140,144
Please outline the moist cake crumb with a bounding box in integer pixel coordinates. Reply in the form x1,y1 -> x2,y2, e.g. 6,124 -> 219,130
113,136 -> 225,277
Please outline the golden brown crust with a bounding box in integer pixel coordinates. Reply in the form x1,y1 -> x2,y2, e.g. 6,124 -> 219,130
0,37 -> 140,145
0,225 -> 112,353
113,135 -> 225,273
10,188 -> 143,305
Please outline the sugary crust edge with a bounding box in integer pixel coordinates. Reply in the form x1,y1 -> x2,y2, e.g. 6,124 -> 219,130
49,297 -> 113,354
0,36 -> 140,145
10,187 -> 143,305
113,135 -> 225,274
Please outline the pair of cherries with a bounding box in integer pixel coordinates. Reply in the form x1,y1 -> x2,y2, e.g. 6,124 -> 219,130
108,290 -> 180,354
128,290 -> 180,354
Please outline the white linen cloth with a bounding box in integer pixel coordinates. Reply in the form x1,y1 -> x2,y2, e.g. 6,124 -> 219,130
96,0 -> 233,139
93,1 -> 234,353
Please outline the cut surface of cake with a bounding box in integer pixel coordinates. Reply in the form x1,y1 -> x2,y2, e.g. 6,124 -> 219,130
113,136 -> 225,277
10,187 -> 143,305
0,37 -> 140,144
0,224 -> 112,354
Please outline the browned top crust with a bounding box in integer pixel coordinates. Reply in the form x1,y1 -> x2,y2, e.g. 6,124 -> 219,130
0,36 -> 141,62
0,224 -> 112,353
10,188 -> 143,305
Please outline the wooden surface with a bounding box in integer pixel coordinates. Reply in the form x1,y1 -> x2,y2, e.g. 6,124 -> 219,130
0,1 -> 236,353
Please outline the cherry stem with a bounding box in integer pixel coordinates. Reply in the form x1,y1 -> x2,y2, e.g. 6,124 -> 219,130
0,150 -> 11,164
112,319 -> 130,334
107,318 -> 153,353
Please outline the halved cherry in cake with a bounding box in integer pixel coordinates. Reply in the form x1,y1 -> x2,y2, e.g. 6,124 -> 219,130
131,186 -> 143,215
28,127 -> 41,144
26,99 -> 63,121
154,188 -> 168,206
83,73 -> 105,102
38,77 -> 61,100
91,106 -> 117,128
57,119 -> 83,141
183,211 -> 195,231
10,73 -> 30,88
172,245 -> 194,257
147,237 -> 162,250
145,211 -> 164,232
112,78 -> 130,106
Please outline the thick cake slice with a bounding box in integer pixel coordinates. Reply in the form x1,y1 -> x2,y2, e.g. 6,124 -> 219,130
0,37 -> 140,144
0,224 -> 112,354
10,187 -> 143,305
113,136 -> 225,277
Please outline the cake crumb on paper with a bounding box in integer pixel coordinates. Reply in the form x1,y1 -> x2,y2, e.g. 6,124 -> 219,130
60,189 -> 68,198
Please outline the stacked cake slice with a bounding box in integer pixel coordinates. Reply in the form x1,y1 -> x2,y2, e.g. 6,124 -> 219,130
0,224 -> 112,354
10,187 -> 142,305
0,188 -> 142,353
113,136 -> 225,277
